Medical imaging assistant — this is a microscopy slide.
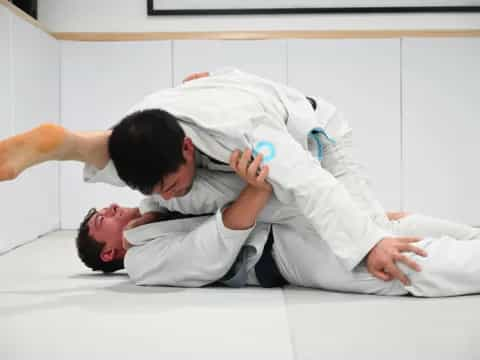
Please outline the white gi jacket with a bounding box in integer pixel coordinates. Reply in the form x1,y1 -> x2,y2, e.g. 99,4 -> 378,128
86,68 -> 390,270
123,196 -> 480,298
123,209 -> 271,287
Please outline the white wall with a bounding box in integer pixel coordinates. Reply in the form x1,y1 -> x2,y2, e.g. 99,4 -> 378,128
0,6 -> 12,141
288,39 -> 402,211
38,0 -> 480,32
2,1 -> 480,242
57,36 -> 480,226
0,4 -> 60,253
403,37 -> 480,224
60,41 -> 171,229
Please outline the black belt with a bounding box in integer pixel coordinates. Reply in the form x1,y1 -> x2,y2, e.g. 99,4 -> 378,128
254,227 -> 288,288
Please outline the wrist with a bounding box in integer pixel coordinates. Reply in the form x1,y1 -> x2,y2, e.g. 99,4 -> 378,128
245,184 -> 272,197
222,186 -> 268,230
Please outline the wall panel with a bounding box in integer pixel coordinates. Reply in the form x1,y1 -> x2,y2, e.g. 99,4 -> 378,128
288,39 -> 402,212
11,13 -> 60,245
0,7 -> 14,253
0,7 -> 11,140
173,40 -> 287,85
60,41 -> 172,228
403,38 -> 480,225
0,8 -> 60,252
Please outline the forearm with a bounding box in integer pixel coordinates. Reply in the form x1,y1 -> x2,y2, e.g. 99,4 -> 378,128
222,185 -> 271,230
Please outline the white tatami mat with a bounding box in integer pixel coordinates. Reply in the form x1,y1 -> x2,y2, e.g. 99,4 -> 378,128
2,231 -> 480,359
283,287 -> 480,359
0,231 -> 293,360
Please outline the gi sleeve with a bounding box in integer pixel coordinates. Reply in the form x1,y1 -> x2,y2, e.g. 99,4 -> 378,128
83,160 -> 126,187
138,196 -> 170,215
137,170 -> 243,215
209,66 -> 240,77
248,119 -> 390,271
123,208 -> 254,287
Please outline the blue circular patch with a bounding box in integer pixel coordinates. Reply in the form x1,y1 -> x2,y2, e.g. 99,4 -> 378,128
253,141 -> 276,163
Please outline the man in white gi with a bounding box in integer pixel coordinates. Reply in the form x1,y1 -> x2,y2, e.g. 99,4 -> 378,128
0,68 -> 428,285
77,149 -> 480,297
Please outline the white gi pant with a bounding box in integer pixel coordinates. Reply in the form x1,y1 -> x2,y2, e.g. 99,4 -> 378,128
273,112 -> 480,297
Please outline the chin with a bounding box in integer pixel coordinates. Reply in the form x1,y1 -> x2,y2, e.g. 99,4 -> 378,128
124,207 -> 140,220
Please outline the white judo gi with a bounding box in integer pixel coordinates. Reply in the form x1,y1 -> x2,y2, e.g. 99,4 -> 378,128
121,194 -> 480,297
87,164 -> 480,297
97,67 -> 391,271
83,68 -> 480,297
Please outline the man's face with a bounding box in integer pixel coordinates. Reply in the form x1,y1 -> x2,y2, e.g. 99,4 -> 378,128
152,137 -> 196,200
88,204 -> 140,261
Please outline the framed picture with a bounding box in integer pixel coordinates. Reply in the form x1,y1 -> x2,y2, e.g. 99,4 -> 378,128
9,0 -> 37,19
147,0 -> 480,15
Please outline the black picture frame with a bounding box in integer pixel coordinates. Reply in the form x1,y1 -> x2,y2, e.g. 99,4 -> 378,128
147,0 -> 480,15
9,0 -> 37,19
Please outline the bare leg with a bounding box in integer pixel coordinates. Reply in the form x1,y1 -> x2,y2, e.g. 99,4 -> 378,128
0,123 -> 110,181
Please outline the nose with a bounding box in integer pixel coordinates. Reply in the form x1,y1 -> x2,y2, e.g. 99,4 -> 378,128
108,203 -> 118,216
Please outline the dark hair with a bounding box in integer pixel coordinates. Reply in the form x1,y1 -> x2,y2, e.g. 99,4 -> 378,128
108,109 -> 186,194
75,208 -> 124,273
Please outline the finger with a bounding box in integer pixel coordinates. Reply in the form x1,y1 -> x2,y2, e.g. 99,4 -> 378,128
183,72 -> 205,83
229,150 -> 241,170
378,268 -> 394,281
247,153 -> 263,179
129,215 -> 153,229
399,243 -> 428,257
124,220 -> 137,230
257,165 -> 269,183
238,148 -> 252,175
132,218 -> 146,227
394,253 -> 422,272
182,75 -> 195,83
400,237 -> 423,243
372,269 -> 392,281
190,72 -> 208,81
386,263 -> 411,286
386,211 -> 411,221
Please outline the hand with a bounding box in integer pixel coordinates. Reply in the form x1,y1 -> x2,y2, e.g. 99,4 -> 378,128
122,211 -> 162,250
229,148 -> 272,193
182,72 -> 210,83
386,211 -> 411,221
366,236 -> 428,285
125,211 -> 160,230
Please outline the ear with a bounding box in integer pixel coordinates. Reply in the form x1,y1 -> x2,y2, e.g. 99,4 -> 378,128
100,248 -> 115,263
182,137 -> 195,161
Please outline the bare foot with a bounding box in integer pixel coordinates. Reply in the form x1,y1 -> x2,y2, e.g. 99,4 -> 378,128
386,211 -> 411,221
0,123 -> 66,181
